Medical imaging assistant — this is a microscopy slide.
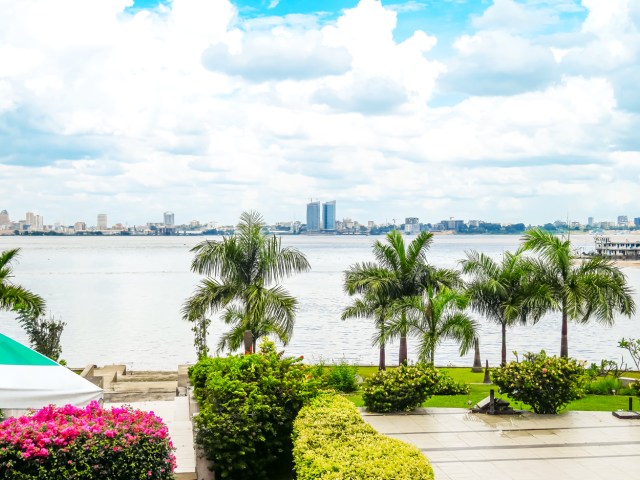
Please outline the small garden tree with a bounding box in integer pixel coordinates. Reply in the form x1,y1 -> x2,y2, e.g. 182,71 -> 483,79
491,350 -> 586,414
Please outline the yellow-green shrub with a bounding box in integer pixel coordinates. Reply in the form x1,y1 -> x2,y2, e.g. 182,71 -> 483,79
293,395 -> 434,480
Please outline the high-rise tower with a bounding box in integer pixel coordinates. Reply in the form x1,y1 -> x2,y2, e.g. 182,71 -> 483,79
306,201 -> 321,232
97,214 -> 108,230
164,211 -> 175,226
322,201 -> 336,231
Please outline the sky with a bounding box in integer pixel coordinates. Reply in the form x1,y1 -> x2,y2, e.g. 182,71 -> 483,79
1,0 -> 639,227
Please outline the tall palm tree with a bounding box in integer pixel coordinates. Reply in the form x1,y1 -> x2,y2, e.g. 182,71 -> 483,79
461,250 -> 547,365
400,287 -> 478,365
521,228 -> 635,358
343,230 -> 457,365
182,211 -> 310,353
341,288 -> 395,370
0,248 -> 45,317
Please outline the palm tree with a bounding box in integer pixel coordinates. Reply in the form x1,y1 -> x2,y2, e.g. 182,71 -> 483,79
343,230 -> 457,365
0,248 -> 45,317
521,228 -> 635,358
400,287 -> 478,365
341,288 -> 395,370
182,211 -> 310,353
461,250 -> 547,365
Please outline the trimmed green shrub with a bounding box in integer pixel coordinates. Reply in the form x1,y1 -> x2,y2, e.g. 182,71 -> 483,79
327,362 -> 359,393
584,376 -> 622,395
293,394 -> 434,480
362,364 -> 440,412
189,341 -> 320,479
434,372 -> 470,395
0,402 -> 175,479
491,350 -> 586,414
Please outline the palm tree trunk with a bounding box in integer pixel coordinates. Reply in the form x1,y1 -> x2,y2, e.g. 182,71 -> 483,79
501,322 -> 507,366
399,335 -> 408,365
379,343 -> 386,370
560,301 -> 568,358
399,315 -> 408,365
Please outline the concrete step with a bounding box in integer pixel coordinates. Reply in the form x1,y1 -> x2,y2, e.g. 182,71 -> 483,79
110,380 -> 178,393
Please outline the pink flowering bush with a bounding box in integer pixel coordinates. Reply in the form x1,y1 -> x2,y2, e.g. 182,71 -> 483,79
0,402 -> 176,479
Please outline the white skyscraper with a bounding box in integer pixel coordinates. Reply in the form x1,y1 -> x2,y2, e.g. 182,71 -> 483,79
164,211 -> 175,226
97,214 -> 108,230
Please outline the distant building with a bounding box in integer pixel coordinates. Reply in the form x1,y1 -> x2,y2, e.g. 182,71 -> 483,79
74,221 -> 86,232
164,211 -> 175,226
404,217 -> 420,235
635,218 -> 640,227
97,214 -> 108,230
618,215 -> 628,226
322,201 -> 336,231
25,212 -> 43,231
0,210 -> 9,226
306,201 -> 321,232
588,216 -> 594,227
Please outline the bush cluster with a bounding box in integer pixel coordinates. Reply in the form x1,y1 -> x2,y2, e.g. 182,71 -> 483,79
491,351 -> 586,414
584,376 -> 622,395
293,394 -> 434,480
0,402 -> 175,479
326,363 -> 359,393
189,341 -> 321,479
434,373 -> 470,395
362,364 -> 440,412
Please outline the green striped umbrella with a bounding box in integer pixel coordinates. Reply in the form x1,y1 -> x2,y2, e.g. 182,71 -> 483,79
0,333 -> 102,409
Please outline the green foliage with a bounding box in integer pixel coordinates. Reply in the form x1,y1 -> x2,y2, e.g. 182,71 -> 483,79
491,351 -> 586,414
434,372 -> 470,395
191,315 -> 211,360
619,338 -> 640,371
585,359 -> 628,380
362,364 -> 440,412
584,376 -> 622,395
16,310 -> 65,362
188,341 -> 320,479
183,211 -> 310,354
326,362 -> 359,393
0,249 -> 46,317
293,394 -> 434,480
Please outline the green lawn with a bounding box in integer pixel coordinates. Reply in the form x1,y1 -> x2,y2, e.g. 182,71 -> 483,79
349,366 -> 639,412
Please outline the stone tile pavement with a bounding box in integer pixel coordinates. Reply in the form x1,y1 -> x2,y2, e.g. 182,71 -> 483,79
361,407 -> 640,480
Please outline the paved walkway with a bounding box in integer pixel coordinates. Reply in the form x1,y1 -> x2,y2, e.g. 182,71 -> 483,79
105,397 -> 195,476
362,408 -> 640,480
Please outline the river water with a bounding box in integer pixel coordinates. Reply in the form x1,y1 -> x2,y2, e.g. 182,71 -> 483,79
1,234 -> 639,370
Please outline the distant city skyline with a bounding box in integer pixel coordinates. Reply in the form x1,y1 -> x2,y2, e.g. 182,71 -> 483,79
1,1 -> 639,226
1,205 -> 639,233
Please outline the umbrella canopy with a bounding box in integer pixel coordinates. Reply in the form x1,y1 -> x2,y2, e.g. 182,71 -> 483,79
0,333 -> 102,409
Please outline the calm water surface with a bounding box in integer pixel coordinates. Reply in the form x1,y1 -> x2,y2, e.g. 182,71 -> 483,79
1,235 -> 639,370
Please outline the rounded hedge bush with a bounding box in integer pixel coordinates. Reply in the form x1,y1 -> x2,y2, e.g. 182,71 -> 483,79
189,341 -> 321,479
362,364 -> 440,413
0,402 -> 176,479
491,350 -> 586,414
293,394 -> 434,480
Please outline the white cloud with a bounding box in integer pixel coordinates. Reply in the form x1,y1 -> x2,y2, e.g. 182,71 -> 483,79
472,0 -> 559,33
445,30 -> 558,95
0,0 -> 639,226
